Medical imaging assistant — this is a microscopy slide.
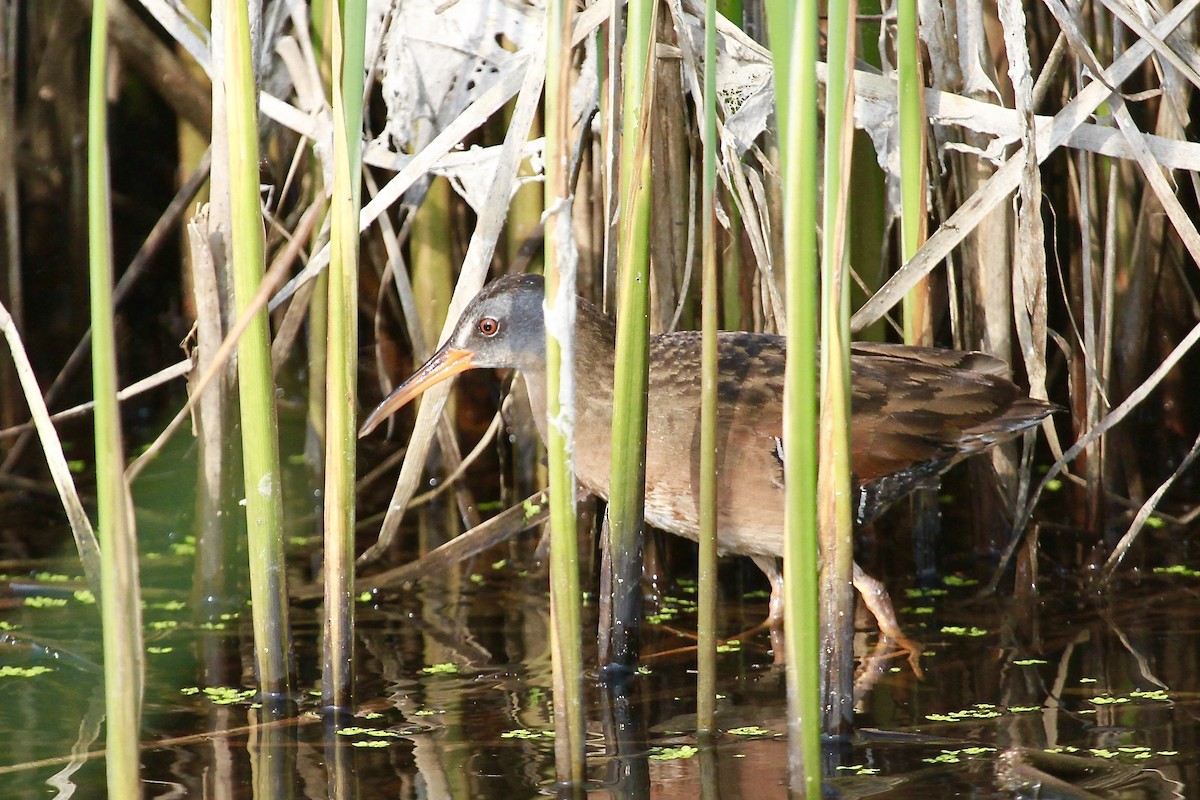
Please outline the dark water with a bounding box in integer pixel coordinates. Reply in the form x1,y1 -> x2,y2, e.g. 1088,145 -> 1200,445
0,500 -> 1198,798
6,169 -> 1187,796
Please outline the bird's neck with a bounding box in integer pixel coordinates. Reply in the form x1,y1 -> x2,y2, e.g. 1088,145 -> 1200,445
522,297 -> 617,446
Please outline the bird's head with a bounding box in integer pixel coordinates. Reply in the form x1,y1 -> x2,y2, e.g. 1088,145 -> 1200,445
359,273 -> 547,437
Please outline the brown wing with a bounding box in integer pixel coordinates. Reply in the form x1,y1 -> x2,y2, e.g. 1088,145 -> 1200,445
649,333 -> 1052,483
849,341 -> 1011,377
849,350 -> 1050,482
647,331 -> 1053,526
645,330 -> 787,478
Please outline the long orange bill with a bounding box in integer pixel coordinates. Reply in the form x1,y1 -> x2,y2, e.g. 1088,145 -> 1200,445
358,347 -> 476,437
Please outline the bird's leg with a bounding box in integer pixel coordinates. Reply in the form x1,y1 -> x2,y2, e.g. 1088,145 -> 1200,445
852,562 -> 923,678
750,555 -> 786,663
744,556 -> 922,675
732,557 -> 921,675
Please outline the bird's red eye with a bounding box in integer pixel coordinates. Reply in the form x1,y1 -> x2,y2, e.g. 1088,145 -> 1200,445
477,317 -> 500,336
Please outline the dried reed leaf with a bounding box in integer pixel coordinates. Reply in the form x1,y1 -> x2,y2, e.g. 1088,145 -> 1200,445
376,0 -> 540,153
0,301 -> 101,598
359,40 -> 547,564
1000,0 -> 1047,401
127,200 -> 325,482
996,316 -> 1200,586
851,0 -> 1200,333
1043,0 -> 1200,267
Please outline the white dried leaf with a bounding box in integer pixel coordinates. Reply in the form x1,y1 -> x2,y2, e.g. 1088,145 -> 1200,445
432,139 -> 546,214
855,94 -> 901,212
378,0 -> 542,153
673,0 -> 774,155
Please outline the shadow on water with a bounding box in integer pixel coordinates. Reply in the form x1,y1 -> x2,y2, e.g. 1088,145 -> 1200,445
0,463 -> 1198,798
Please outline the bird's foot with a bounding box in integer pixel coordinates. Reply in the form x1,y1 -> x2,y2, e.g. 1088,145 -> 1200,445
852,563 -> 923,678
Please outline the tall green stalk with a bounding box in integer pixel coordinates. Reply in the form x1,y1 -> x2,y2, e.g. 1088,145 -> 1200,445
765,0 -> 821,793
817,0 -> 857,737
88,0 -> 144,795
322,0 -> 367,712
223,0 -> 291,699
897,0 -> 929,344
411,177 -> 453,350
695,0 -> 720,736
606,0 -> 655,673
544,0 -> 585,787
306,0 -> 330,464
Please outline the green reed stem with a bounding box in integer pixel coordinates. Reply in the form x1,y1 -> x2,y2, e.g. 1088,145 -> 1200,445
411,177 -> 453,353
88,1 -> 144,794
695,0 -> 720,736
765,0 -> 821,792
322,0 -> 366,712
306,0 -> 330,461
223,0 -> 291,699
818,0 -> 857,738
897,0 -> 929,343
606,0 -> 656,674
544,0 -> 585,787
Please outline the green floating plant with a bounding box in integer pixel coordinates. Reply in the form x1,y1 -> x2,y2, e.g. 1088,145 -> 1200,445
940,625 -> 988,637
0,666 -> 53,678
169,537 -> 197,557
922,746 -> 997,764
146,600 -> 185,611
421,663 -> 459,675
522,498 -> 542,519
727,726 -> 771,737
1047,744 -> 1173,762
648,745 -> 698,761
500,728 -> 554,740
33,572 -> 73,582
1154,564 -> 1200,578
925,703 -> 1003,722
23,597 -> 68,609
338,727 -> 401,738
904,587 -> 947,598
181,686 -> 257,706
835,764 -> 880,775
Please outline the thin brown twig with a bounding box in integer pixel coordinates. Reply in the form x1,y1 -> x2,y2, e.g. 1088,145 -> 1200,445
0,150 -> 211,473
126,198 -> 326,483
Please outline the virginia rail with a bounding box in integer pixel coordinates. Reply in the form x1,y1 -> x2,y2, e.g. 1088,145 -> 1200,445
361,274 -> 1054,644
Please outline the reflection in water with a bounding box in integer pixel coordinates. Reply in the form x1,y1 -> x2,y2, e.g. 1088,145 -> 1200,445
2,515 -> 1200,798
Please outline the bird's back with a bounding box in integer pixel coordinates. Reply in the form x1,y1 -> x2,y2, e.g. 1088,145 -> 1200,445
627,334 -> 1053,556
